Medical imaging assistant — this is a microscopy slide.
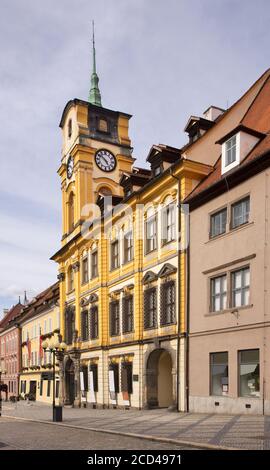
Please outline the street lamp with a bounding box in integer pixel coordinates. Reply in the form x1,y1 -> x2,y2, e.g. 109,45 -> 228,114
0,366 -> 6,418
42,338 -> 67,422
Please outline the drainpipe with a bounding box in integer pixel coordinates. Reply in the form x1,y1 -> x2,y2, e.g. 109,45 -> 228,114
170,169 -> 182,412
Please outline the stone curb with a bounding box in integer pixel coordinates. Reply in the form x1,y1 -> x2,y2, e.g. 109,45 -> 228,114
2,414 -> 239,451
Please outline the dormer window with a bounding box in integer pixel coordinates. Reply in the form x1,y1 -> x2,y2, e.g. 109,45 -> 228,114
219,126 -> 264,176
221,133 -> 240,174
153,166 -> 161,177
225,135 -> 237,166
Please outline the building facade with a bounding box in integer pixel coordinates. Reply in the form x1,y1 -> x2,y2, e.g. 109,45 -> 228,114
51,36 -> 212,410
19,283 -> 61,404
186,70 -> 270,414
0,303 -> 23,399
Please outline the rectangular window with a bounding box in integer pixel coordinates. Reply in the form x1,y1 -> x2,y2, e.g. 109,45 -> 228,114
225,135 -> 237,166
231,197 -> 250,229
40,380 -> 43,396
91,251 -> 98,279
211,275 -> 227,312
232,267 -> 250,307
124,231 -> 133,263
160,281 -> 176,325
81,310 -> 89,341
162,204 -> 176,244
90,306 -> 98,340
239,349 -> 260,397
145,216 -> 157,253
110,301 -> 120,336
122,296 -> 134,333
111,241 -> 119,270
144,287 -> 157,329
210,208 -> 227,238
82,257 -> 89,284
210,352 -> 229,396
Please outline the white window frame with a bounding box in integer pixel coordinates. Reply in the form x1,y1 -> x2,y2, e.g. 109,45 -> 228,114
221,132 -> 240,175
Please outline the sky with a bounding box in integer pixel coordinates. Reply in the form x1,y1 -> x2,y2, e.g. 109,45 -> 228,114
1,0 -> 270,316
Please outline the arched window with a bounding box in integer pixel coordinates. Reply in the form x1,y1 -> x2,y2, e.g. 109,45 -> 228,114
99,186 -> 112,196
68,192 -> 75,232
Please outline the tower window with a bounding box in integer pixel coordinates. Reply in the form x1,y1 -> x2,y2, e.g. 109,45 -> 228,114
68,192 -> 75,232
98,118 -> 108,133
68,119 -> 72,138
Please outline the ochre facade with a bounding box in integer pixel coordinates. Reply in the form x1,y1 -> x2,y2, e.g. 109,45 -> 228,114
52,98 -> 210,410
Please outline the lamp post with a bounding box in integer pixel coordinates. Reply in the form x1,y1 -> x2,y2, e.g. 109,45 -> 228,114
0,366 -> 6,418
42,338 -> 67,422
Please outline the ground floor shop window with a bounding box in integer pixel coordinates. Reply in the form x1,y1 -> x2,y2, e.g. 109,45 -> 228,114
239,349 -> 260,398
40,380 -> 43,396
210,352 -> 228,396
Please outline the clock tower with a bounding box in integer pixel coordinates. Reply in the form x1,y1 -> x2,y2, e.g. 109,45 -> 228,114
57,23 -> 134,247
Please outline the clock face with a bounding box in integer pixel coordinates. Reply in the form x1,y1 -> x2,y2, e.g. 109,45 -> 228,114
95,149 -> 116,172
67,156 -> 74,179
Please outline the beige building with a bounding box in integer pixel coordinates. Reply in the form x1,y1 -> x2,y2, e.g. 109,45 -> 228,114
185,71 -> 270,414
19,283 -> 61,404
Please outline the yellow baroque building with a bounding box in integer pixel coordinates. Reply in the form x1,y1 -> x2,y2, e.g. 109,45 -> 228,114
19,283 -> 61,404
51,37 -> 212,410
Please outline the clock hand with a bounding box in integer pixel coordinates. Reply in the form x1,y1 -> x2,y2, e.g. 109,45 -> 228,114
101,156 -> 109,166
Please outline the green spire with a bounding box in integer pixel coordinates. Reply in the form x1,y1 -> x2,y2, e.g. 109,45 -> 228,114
89,21 -> 102,106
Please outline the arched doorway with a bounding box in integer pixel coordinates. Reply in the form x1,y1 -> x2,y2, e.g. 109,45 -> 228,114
65,358 -> 75,405
146,349 -> 173,408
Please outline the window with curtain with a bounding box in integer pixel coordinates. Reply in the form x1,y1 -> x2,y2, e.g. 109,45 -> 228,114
145,216 -> 157,253
162,204 -> 176,244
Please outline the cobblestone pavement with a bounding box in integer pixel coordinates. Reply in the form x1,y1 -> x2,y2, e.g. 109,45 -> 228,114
2,401 -> 269,450
0,417 -> 201,450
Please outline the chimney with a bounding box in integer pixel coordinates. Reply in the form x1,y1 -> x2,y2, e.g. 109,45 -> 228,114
3,308 -> 9,317
203,106 -> 225,122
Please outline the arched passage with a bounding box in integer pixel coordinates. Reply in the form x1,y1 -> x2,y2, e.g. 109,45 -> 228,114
146,349 -> 173,408
65,358 -> 75,405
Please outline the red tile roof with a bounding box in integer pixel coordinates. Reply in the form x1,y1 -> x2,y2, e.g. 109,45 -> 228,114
18,282 -> 59,323
185,72 -> 270,205
0,303 -> 24,331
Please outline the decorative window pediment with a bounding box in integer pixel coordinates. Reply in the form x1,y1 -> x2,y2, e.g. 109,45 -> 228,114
158,263 -> 177,278
89,293 -> 98,303
80,298 -> 89,307
142,271 -> 158,285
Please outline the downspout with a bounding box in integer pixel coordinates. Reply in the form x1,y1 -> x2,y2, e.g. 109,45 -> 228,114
170,169 -> 181,412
